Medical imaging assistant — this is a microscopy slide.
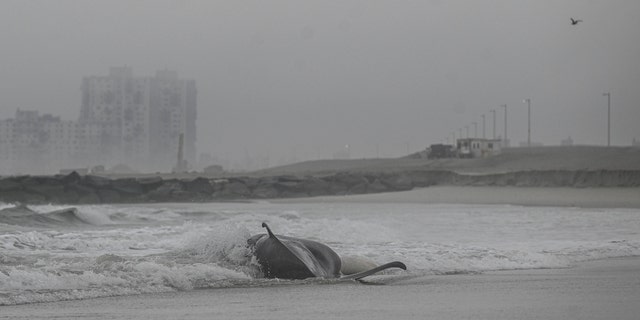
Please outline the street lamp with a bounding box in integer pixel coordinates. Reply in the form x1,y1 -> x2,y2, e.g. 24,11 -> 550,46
472,122 -> 478,138
501,104 -> 507,146
523,99 -> 531,147
490,109 -> 496,139
481,114 -> 486,139
603,92 -> 611,146
465,125 -> 469,138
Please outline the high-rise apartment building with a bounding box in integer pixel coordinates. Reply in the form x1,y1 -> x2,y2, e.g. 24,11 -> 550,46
148,70 -> 197,170
0,67 -> 196,175
80,67 -> 197,171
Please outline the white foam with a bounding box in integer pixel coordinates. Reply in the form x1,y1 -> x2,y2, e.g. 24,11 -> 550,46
2,202 -> 640,305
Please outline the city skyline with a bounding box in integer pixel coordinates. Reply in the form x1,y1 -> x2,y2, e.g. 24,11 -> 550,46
1,1 -> 640,170
0,67 -> 196,174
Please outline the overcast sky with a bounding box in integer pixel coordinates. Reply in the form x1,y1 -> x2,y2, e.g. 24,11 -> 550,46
1,0 -> 639,169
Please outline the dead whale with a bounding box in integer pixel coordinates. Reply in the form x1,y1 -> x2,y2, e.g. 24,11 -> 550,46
247,222 -> 406,280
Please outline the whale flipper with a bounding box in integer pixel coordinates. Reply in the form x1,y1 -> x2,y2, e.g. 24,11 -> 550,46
340,261 -> 407,281
250,223 -> 342,279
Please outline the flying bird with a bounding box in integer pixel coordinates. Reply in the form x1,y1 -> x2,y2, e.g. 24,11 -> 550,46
570,18 -> 583,25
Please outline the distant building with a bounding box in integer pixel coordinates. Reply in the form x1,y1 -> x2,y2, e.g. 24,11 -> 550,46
0,109 -> 99,174
0,67 -> 197,175
561,136 -> 574,146
80,67 -> 151,167
456,138 -> 501,158
427,144 -> 455,159
80,67 -> 197,171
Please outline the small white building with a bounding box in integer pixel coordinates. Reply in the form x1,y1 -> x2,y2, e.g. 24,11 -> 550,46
456,138 -> 501,158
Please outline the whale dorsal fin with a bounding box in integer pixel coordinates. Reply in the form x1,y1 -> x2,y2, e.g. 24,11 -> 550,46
261,222 -> 287,248
262,222 -> 276,238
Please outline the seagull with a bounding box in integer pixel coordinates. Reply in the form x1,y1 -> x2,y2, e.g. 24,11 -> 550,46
570,18 -> 583,25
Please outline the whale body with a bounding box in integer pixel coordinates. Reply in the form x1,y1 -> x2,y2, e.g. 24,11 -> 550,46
247,223 -> 406,280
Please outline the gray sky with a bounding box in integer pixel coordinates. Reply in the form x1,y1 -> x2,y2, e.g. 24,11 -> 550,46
2,0 -> 639,169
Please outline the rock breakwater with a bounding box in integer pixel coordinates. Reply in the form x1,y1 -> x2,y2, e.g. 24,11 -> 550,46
0,169 -> 638,204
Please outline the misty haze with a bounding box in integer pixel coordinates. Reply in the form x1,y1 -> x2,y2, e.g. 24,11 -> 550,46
2,1 -> 640,320
1,1 -> 639,174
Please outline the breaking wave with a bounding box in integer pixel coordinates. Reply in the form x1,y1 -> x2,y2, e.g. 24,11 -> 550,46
2,202 -> 640,305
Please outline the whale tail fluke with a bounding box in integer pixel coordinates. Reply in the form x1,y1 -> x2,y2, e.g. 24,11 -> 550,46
340,261 -> 407,281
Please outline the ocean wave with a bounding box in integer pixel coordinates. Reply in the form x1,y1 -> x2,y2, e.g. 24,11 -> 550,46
0,204 -> 103,228
0,254 -> 252,306
2,202 -> 640,306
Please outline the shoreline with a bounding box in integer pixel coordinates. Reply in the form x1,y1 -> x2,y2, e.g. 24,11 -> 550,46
274,186 -> 640,208
2,257 -> 639,320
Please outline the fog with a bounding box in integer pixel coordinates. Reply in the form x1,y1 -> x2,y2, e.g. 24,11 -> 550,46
1,0 -> 639,171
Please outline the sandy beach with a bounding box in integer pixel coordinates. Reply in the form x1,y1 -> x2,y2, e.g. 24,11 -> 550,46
276,186 -> 640,208
2,185 -> 639,319
2,257 -> 639,320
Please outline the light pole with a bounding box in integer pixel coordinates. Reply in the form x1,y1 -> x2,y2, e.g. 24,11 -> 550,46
490,109 -> 496,139
465,125 -> 469,138
472,122 -> 478,138
501,104 -> 507,146
481,114 -> 486,139
523,98 -> 531,147
603,92 -> 611,146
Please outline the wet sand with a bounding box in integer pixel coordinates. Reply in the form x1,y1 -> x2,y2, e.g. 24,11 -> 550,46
2,258 -> 639,320
276,186 -> 640,208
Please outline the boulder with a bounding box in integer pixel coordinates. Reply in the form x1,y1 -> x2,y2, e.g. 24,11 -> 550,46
137,177 -> 164,191
252,185 -> 279,198
82,175 -> 112,189
331,172 -> 369,188
348,182 -> 369,195
183,177 -> 214,194
380,173 -> 413,191
147,180 -> 184,201
299,176 -> 330,197
367,179 -> 389,193
0,178 -> 21,192
215,181 -> 251,198
0,190 -> 46,204
61,171 -> 82,184
111,178 -> 144,194
97,189 -> 122,203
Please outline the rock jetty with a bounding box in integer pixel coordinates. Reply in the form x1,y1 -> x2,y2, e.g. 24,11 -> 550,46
1,169 -> 639,205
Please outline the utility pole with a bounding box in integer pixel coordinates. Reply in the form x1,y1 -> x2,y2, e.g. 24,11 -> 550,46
603,92 -> 611,146
490,109 -> 496,139
501,104 -> 507,146
524,99 -> 531,147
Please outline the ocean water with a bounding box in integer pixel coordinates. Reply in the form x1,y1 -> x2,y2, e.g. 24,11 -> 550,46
1,200 -> 639,306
